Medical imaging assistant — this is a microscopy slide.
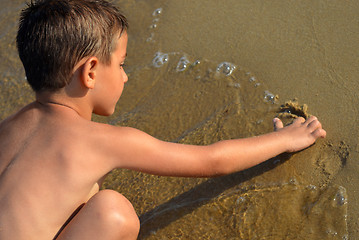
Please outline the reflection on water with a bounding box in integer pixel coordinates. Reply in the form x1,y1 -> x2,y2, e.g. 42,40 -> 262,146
0,0 -> 352,239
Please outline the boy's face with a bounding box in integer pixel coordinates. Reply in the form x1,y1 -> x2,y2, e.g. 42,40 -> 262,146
92,32 -> 128,116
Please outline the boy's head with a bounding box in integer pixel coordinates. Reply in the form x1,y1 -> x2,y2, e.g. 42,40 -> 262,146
17,0 -> 128,92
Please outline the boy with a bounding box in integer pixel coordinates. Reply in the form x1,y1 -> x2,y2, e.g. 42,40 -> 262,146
0,0 -> 326,239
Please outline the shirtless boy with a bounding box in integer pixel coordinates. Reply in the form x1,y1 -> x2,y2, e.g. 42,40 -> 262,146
0,0 -> 326,239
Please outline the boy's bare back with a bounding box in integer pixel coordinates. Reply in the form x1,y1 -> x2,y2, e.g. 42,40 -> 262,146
0,102 -> 107,238
0,0 -> 326,239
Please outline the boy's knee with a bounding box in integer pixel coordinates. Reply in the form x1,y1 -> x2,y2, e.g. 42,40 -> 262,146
91,190 -> 140,237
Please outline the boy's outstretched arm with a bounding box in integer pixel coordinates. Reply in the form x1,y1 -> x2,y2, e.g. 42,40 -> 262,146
100,116 -> 326,177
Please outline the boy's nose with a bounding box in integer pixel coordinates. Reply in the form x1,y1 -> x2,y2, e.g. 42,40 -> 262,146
123,72 -> 128,83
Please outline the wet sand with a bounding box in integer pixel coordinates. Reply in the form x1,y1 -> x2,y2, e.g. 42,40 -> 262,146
0,0 -> 358,239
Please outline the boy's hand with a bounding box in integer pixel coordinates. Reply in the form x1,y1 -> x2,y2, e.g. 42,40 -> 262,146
273,116 -> 326,153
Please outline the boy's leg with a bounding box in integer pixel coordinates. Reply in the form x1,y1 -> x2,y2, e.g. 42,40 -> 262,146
55,189 -> 140,240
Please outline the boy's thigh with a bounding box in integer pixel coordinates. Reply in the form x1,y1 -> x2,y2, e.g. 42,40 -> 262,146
55,189 -> 140,240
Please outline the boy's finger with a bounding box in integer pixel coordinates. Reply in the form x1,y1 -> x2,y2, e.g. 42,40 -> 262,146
312,128 -> 327,139
305,115 -> 318,125
273,118 -> 283,131
295,117 -> 306,124
307,118 -> 322,131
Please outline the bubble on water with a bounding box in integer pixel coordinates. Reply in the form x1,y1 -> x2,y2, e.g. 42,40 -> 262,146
176,56 -> 190,72
228,82 -> 240,88
193,60 -> 201,66
153,18 -> 160,23
153,52 -> 169,68
306,185 -> 317,191
264,90 -> 278,103
326,229 -> 338,236
289,177 -> 298,185
216,62 -> 236,76
146,33 -> 155,42
152,8 -> 163,16
333,186 -> 347,206
150,23 -> 158,29
237,196 -> 246,204
254,83 -> 261,87
249,76 -> 256,82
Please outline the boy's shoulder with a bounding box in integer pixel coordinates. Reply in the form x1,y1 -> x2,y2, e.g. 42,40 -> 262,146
0,102 -> 124,174
0,101 -> 165,176
0,101 -> 131,146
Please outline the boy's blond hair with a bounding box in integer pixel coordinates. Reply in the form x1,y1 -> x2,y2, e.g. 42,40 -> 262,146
17,0 -> 128,92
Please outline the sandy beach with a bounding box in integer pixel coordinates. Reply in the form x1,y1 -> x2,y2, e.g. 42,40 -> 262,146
0,0 -> 358,239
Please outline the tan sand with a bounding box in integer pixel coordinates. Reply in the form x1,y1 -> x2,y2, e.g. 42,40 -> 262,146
0,0 -> 357,239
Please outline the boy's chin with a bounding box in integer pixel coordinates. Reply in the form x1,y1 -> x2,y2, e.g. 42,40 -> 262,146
93,108 -> 115,117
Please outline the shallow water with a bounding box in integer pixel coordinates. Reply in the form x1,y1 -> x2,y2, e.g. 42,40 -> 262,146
1,0 -> 358,239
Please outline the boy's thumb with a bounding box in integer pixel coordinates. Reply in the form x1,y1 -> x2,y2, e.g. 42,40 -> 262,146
273,118 -> 283,131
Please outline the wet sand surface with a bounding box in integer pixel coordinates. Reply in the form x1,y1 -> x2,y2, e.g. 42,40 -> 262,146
0,0 -> 358,239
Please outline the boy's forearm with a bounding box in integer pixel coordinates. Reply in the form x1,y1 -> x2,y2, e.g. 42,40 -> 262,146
209,131 -> 288,176
208,116 -> 326,176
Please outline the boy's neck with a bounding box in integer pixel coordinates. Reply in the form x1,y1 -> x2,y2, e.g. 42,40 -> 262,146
36,91 -> 93,120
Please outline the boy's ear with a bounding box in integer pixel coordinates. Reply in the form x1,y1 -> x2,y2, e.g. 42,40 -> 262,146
81,57 -> 99,89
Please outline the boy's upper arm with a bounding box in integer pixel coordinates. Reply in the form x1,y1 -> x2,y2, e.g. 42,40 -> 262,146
98,125 -> 217,177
